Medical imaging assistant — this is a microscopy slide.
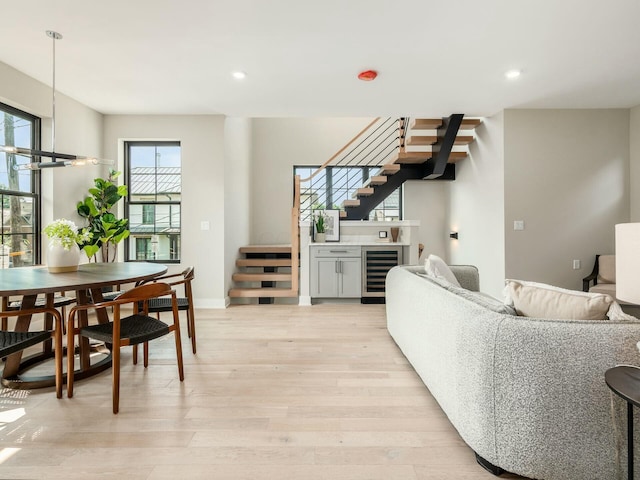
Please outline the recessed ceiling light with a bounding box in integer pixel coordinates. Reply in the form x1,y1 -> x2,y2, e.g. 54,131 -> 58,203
232,71 -> 247,80
505,69 -> 522,80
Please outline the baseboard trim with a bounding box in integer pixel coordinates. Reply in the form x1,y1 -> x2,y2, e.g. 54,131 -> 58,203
298,296 -> 312,306
194,298 -> 228,309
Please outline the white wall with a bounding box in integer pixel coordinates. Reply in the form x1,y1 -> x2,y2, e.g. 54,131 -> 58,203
448,112 -> 506,297
403,180 -> 448,262
103,115 -> 226,307
503,109 -> 630,291
224,117 -> 252,304
631,105 -> 640,221
0,60 -> 103,259
251,117 -> 373,244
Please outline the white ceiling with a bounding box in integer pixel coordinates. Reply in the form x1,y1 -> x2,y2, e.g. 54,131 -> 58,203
1,0 -> 640,117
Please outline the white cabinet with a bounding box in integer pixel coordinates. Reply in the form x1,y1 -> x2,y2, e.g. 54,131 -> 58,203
310,246 -> 361,298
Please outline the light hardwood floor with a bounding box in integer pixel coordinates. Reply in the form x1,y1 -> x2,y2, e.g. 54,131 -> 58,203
0,304 -> 525,479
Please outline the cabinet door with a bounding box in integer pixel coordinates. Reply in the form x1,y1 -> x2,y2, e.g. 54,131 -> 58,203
338,258 -> 362,298
311,258 -> 339,297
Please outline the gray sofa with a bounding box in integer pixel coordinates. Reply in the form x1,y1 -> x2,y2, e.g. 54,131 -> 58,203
386,265 -> 640,480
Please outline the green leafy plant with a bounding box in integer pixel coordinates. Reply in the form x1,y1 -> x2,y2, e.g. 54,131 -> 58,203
44,219 -> 91,250
76,170 -> 130,262
314,211 -> 327,234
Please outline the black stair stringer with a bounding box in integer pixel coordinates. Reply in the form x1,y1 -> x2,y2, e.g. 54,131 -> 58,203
424,113 -> 464,179
344,161 -> 455,220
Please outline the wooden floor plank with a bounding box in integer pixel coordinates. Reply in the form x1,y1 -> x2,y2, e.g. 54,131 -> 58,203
0,304 -> 528,479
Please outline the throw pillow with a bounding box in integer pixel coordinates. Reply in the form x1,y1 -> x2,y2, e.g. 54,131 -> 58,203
504,279 -> 613,320
424,254 -> 461,287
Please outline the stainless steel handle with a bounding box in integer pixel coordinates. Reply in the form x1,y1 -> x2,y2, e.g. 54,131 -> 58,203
329,250 -> 348,253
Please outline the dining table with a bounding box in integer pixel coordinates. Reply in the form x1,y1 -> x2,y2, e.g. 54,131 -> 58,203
0,262 -> 167,390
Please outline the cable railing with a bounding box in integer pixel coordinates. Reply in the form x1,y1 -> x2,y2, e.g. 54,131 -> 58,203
297,117 -> 408,222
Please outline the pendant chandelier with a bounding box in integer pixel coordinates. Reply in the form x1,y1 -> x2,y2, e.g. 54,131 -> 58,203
0,30 -> 113,170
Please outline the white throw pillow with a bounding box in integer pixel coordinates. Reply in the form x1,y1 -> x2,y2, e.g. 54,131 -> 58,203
425,254 -> 461,287
504,279 -> 613,320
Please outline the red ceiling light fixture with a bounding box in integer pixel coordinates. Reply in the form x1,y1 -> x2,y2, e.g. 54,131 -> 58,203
357,70 -> 378,81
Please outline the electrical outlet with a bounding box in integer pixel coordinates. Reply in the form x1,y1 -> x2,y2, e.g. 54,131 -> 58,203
514,220 -> 525,231
573,259 -> 581,270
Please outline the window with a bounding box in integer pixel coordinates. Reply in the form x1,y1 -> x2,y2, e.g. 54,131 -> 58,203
125,142 -> 181,263
0,102 -> 40,268
295,165 -> 402,222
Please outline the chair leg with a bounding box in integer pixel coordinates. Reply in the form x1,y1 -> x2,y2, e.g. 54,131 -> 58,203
112,343 -> 120,414
67,318 -> 76,398
54,321 -> 63,399
188,305 -> 196,354
143,342 -> 149,368
174,324 -> 185,382
132,344 -> 138,365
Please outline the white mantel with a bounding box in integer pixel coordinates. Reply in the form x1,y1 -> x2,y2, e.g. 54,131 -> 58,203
298,220 -> 421,305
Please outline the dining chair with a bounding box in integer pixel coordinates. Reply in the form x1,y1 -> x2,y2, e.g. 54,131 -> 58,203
0,306 -> 64,398
136,267 -> 196,354
66,282 -> 184,414
2,294 -> 75,331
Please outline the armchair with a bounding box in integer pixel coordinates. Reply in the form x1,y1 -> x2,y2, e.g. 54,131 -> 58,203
582,254 -> 617,299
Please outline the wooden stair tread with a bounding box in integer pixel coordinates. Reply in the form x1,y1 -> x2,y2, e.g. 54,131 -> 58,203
229,288 -> 297,298
391,152 -> 433,164
340,211 -> 347,218
342,199 -> 360,208
236,258 -> 292,267
239,245 -> 291,254
364,176 -> 387,186
447,151 -> 468,163
410,119 -> 442,130
354,187 -> 374,197
459,118 -> 482,130
233,273 -> 292,282
378,164 -> 401,175
407,135 -> 437,146
453,136 -> 474,145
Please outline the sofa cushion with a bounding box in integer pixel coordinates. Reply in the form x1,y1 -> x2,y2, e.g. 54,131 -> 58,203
425,254 -> 461,287
418,273 -> 516,315
597,255 -> 616,284
504,279 -> 613,320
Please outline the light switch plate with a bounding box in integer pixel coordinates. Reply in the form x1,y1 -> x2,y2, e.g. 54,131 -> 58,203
514,220 -> 525,231
200,221 -> 210,231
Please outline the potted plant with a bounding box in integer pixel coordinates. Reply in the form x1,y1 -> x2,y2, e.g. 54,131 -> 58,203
314,211 -> 327,243
43,219 -> 91,272
76,169 -> 130,262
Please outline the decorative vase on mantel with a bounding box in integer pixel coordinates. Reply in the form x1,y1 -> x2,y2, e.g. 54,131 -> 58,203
47,242 -> 80,273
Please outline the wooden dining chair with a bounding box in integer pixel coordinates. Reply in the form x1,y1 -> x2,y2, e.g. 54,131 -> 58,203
66,282 -> 184,414
136,267 -> 196,354
0,306 -> 64,398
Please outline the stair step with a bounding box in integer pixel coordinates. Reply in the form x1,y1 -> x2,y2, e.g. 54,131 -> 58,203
364,175 -> 387,186
239,245 -> 291,254
229,288 -> 297,298
391,152 -> 433,164
236,258 -> 292,268
407,135 -> 437,146
459,118 -> 482,130
233,273 -> 292,282
447,151 -> 468,163
342,199 -> 360,208
454,135 -> 474,145
411,118 -> 442,130
354,187 -> 374,197
340,211 -> 347,218
378,163 -> 401,175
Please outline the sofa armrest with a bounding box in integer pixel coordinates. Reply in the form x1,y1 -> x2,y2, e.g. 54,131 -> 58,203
582,255 -> 600,292
450,265 -> 480,292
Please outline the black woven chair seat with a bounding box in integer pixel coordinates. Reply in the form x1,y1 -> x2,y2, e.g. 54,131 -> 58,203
81,314 -> 170,345
147,297 -> 189,312
0,330 -> 51,357
8,296 -> 76,310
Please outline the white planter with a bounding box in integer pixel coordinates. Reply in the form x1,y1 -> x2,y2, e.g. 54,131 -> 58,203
48,242 -> 80,273
315,232 -> 326,243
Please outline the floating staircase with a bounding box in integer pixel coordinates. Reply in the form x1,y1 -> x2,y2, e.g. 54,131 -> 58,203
341,115 -> 481,220
229,245 -> 298,303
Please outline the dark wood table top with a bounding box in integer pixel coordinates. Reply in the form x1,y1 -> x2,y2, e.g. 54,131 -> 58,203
605,365 -> 640,407
0,262 -> 167,296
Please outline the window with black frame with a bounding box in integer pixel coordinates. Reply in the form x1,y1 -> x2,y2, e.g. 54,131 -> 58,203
124,141 -> 181,262
0,102 -> 40,268
295,165 -> 401,222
